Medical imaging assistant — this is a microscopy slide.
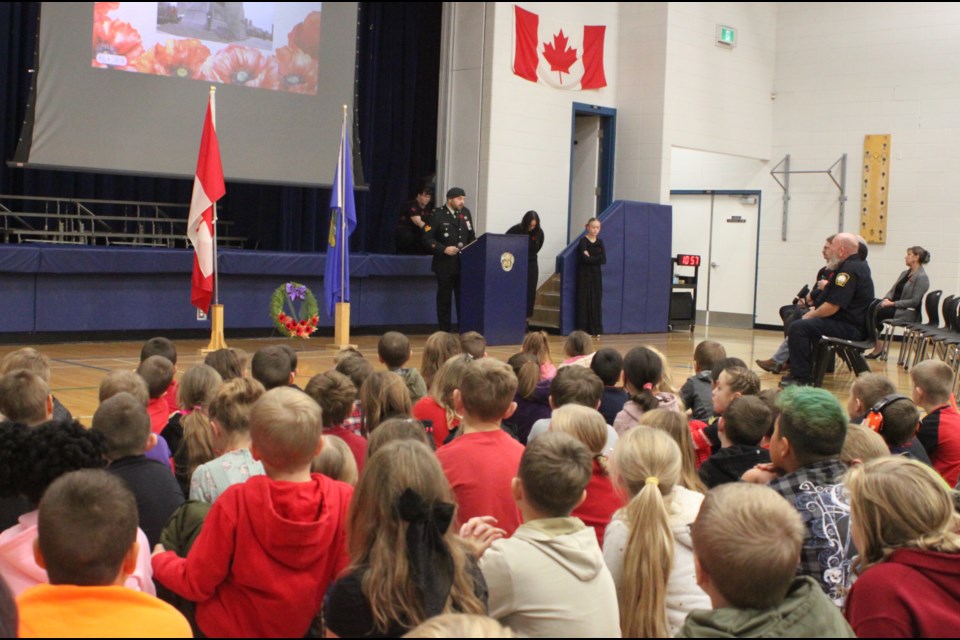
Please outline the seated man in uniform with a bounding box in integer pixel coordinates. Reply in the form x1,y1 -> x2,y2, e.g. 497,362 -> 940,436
757,235 -> 836,374
779,232 -> 874,387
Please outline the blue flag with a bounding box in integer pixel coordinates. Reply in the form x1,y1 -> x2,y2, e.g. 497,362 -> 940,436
323,121 -> 357,317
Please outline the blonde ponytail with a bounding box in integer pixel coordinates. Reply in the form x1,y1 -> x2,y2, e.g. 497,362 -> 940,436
611,427 -> 682,638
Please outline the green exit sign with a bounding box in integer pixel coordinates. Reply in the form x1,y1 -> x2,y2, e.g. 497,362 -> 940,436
717,25 -> 736,48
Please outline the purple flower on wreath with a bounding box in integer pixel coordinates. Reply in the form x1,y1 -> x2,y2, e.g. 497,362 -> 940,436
286,282 -> 307,302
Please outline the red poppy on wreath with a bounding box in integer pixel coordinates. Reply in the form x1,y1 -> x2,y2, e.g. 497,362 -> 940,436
276,45 -> 318,95
138,39 -> 211,79
201,44 -> 279,89
310,316 -> 319,326
288,11 -> 321,60
286,321 -> 296,330
92,18 -> 145,70
278,312 -> 287,322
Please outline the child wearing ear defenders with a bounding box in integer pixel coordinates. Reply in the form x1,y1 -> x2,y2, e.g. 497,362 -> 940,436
863,393 -> 931,464
848,374 -> 930,465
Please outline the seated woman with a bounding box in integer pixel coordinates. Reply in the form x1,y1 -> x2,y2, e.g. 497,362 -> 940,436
866,245 -> 930,358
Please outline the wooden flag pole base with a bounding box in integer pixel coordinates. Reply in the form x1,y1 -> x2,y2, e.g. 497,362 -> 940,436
201,304 -> 228,353
329,302 -> 357,350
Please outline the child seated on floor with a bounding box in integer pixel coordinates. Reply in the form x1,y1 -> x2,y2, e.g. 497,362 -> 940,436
504,353 -> 551,444
591,347 -> 629,425
161,364 -> 223,498
560,330 -> 595,367
549,404 -> 624,546
0,420 -> 155,597
98,369 -> 173,470
677,482 -> 854,638
251,345 -> 296,391
604,426 -> 710,636
436,358 -> 525,536
526,365 -> 618,453
521,331 -> 557,381
359,371 -> 413,436
189,377 -> 266,503
480,432 -> 620,638
137,356 -> 175,435
335,349 -> 374,435
412,354 -> 473,448
702,360 -> 758,454
698,396 -> 772,489
0,348 -> 71,421
460,331 -> 488,359
680,340 -> 726,422
92,393 -> 184,548
152,387 -> 353,637
16,470 -> 191,638
378,331 -> 428,402
140,337 -> 180,415
848,373 -> 930,464
912,360 -> 960,486
305,371 -> 366,474
311,436 -> 358,486
0,370 -> 51,427
613,346 -> 681,434
862,393 -> 930,461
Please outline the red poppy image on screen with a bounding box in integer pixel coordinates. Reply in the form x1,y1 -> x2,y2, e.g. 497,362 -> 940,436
136,39 -> 212,79
91,3 -> 322,95
201,44 -> 279,90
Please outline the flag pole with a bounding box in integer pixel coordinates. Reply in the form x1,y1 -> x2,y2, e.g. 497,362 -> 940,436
332,104 -> 354,350
204,85 -> 227,353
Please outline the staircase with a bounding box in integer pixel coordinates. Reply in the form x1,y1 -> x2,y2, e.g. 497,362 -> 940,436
529,273 -> 561,330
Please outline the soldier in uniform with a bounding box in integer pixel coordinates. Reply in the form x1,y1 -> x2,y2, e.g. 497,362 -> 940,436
780,232 -> 875,386
423,187 -> 476,332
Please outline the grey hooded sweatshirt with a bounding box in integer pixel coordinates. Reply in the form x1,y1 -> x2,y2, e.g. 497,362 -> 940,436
480,517 -> 621,638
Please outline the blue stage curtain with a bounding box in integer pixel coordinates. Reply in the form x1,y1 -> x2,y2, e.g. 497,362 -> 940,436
0,2 -> 441,254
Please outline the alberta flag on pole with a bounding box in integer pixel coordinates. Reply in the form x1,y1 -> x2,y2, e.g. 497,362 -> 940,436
512,5 -> 607,90
323,118 -> 357,318
187,93 -> 225,314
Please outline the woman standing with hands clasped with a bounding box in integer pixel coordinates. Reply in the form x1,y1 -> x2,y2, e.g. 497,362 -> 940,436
576,218 -> 605,337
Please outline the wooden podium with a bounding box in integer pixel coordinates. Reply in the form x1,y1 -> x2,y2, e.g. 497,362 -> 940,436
460,233 -> 528,346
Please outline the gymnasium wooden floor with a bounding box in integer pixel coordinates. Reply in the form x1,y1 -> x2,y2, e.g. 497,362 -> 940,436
0,327 -> 917,423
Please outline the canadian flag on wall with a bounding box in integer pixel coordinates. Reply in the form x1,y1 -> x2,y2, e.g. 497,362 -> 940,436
512,5 -> 607,90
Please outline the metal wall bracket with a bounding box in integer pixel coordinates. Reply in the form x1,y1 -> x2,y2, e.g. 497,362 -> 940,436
769,154 -> 847,241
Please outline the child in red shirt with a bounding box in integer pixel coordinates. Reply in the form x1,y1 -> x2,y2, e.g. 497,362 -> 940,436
140,337 -> 180,415
152,387 -> 353,637
912,360 -> 960,486
436,358 -> 524,536
549,404 -> 625,546
305,371 -> 367,475
137,355 -> 175,434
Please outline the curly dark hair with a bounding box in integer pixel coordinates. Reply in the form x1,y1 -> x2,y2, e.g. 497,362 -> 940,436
0,421 -> 28,498
12,419 -> 107,505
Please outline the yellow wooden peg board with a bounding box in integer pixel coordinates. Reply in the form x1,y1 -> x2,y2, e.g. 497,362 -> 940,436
860,134 -> 890,244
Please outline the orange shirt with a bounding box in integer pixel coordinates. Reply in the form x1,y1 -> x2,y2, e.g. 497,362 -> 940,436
17,583 -> 192,638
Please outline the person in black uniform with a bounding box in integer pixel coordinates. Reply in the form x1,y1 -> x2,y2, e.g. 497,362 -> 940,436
757,234 -> 837,374
423,187 -> 476,332
576,217 -> 605,336
506,210 -> 544,319
395,185 -> 434,254
781,232 -> 874,386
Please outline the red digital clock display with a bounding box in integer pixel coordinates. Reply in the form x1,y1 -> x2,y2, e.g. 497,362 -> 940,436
676,254 -> 701,267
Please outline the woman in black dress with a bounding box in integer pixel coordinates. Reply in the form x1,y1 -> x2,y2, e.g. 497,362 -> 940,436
576,217 -> 605,336
507,210 -> 544,318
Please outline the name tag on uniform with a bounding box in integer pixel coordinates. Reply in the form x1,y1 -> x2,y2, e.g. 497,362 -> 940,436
465,220 -> 472,232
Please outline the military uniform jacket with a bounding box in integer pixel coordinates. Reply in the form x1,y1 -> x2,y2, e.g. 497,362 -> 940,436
820,254 -> 875,328
423,205 -> 476,275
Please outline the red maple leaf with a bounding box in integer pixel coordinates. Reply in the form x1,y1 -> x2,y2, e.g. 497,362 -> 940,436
542,29 -> 578,84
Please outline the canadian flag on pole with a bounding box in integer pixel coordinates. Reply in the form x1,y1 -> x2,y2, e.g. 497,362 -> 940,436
187,92 -> 225,314
513,5 -> 607,90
